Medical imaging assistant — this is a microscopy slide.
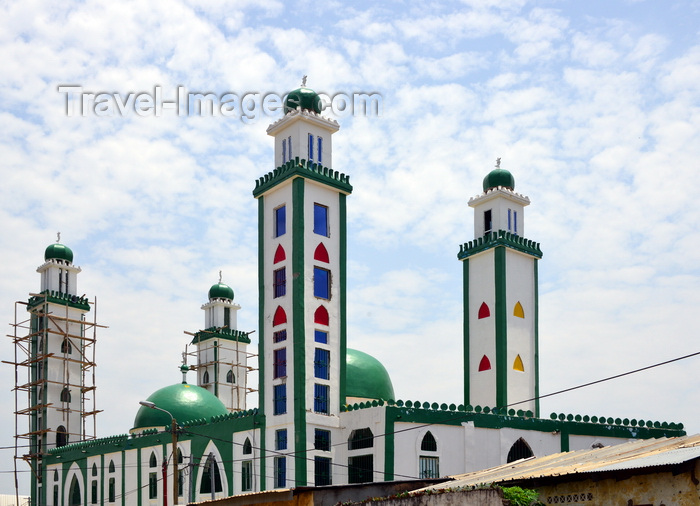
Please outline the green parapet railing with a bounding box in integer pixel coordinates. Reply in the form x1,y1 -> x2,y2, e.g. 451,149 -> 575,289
27,290 -> 91,311
191,327 -> 251,344
458,230 -> 543,260
253,157 -> 353,197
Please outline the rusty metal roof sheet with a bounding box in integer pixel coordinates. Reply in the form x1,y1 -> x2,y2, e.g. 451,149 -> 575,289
420,434 -> 700,491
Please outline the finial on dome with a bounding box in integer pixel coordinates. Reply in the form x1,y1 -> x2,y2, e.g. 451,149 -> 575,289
56,231 -> 61,243
301,75 -> 308,87
495,157 -> 501,169
219,270 -> 222,283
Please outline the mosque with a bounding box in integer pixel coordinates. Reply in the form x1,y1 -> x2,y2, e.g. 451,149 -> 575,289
13,86 -> 685,505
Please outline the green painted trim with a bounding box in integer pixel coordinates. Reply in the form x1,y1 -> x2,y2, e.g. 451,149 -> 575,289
292,177 -> 307,486
533,259 -> 540,418
258,412 -> 266,491
384,412 -> 395,481
458,231 -> 542,260
214,341 -> 219,397
560,425 -> 570,452
27,290 -> 91,311
383,406 -> 686,439
191,328 -> 251,345
136,448 -> 141,505
339,193 -> 347,408
463,258 -> 470,408
253,158 -> 353,198
495,247 -> 507,409
257,197 -> 266,416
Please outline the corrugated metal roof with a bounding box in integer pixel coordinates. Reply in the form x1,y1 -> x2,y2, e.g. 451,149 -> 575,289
420,434 -> 700,491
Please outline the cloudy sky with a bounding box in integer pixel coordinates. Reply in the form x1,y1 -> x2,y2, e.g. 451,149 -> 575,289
1,0 -> 700,494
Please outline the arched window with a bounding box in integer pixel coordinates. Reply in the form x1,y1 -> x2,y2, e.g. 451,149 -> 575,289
314,243 -> 330,263
226,369 -> 234,383
243,438 -> 252,455
199,453 -> 223,494
513,354 -> 525,372
61,339 -> 72,354
274,244 -> 286,263
91,462 -> 98,476
61,387 -> 71,403
273,306 -> 287,326
478,355 -> 491,372
149,452 -> 158,468
314,305 -> 329,326
202,370 -> 210,384
69,475 -> 81,506
478,302 -> 490,319
53,469 -> 59,481
148,451 -> 158,499
420,431 -> 437,452
513,301 -> 525,318
56,426 -> 68,447
348,428 -> 373,450
507,438 -> 534,463
108,460 -> 115,473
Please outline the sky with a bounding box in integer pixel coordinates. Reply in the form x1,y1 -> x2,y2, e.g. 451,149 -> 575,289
1,0 -> 700,495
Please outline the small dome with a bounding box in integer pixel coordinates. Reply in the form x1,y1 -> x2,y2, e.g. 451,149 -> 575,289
346,348 -> 395,401
284,87 -> 322,114
209,283 -> 234,301
483,168 -> 515,192
44,243 -> 74,263
132,383 -> 227,430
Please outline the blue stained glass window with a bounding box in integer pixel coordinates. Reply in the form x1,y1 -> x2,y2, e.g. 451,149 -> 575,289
275,205 -> 286,237
273,268 -> 286,298
318,137 -> 323,164
315,330 -> 328,343
273,384 -> 287,415
314,204 -> 328,236
314,383 -> 330,413
282,139 -> 286,163
314,267 -> 330,299
276,429 -> 287,450
314,348 -> 330,379
308,134 -> 314,161
275,456 -> 286,488
273,348 -> 287,378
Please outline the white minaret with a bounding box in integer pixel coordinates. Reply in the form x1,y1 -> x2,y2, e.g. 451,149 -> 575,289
193,275 -> 249,412
253,83 -> 351,488
25,237 -> 94,504
459,162 -> 542,416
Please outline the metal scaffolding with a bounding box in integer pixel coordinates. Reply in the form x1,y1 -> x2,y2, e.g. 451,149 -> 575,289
5,294 -> 106,502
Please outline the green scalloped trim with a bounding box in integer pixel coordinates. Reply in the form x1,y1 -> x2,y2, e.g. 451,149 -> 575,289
191,327 -> 251,344
28,290 -> 91,311
252,157 -> 353,197
458,230 -> 542,260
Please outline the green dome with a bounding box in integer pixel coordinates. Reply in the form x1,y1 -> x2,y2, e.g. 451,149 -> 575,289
346,348 -> 395,401
208,283 -> 234,301
44,243 -> 74,263
132,383 -> 227,430
284,87 -> 322,114
483,168 -> 515,192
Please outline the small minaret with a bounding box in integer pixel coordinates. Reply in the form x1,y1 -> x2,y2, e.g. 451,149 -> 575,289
253,81 -> 352,488
192,274 -> 249,412
25,236 -> 93,505
458,162 -> 542,416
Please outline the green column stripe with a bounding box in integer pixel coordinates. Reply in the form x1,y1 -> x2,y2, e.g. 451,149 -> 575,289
257,197 -> 266,416
533,259 -> 540,418
463,258 -> 470,407
339,193 -> 347,408
560,425 -> 570,452
494,247 -> 507,408
384,413 -> 395,481
292,177 -> 307,486
258,416 -> 266,491
214,341 -> 219,397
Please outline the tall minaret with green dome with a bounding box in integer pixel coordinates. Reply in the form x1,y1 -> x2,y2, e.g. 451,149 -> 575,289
253,82 -> 352,488
24,238 -> 95,505
458,162 -> 542,416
